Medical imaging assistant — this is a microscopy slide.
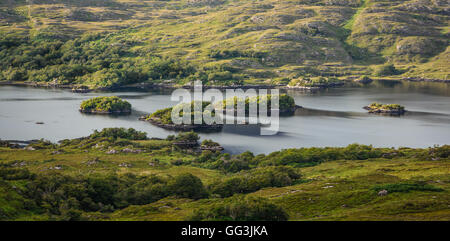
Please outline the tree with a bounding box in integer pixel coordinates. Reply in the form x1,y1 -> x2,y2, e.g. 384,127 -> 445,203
168,173 -> 208,199
189,196 -> 289,221
374,64 -> 400,76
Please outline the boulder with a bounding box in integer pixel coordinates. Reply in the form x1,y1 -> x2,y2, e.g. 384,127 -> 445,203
107,149 -> 118,154
378,190 -> 388,196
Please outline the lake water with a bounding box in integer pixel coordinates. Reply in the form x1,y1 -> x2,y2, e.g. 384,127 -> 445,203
0,80 -> 449,154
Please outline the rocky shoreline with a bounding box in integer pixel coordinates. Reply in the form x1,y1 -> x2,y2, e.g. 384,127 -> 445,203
284,82 -> 345,90
363,106 -> 406,115
1,77 -> 448,93
79,109 -> 132,115
140,116 -> 223,132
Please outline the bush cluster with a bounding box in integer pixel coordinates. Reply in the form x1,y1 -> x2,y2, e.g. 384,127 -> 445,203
189,196 -> 288,221
80,96 -> 131,113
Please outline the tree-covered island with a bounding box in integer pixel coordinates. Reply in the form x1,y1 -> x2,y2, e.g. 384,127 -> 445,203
140,101 -> 223,132
140,94 -> 298,131
80,96 -> 132,114
215,94 -> 299,115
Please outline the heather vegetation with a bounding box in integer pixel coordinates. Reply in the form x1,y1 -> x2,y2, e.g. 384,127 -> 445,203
0,128 -> 448,220
0,0 -> 448,89
0,0 -> 449,222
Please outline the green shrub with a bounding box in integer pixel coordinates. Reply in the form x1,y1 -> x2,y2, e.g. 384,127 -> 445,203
80,96 -> 131,113
210,151 -> 254,173
167,173 -> 208,199
0,32 -> 196,87
427,145 -> 450,159
0,167 -> 35,180
210,166 -> 301,197
374,64 -> 400,76
175,131 -> 200,142
218,94 -> 296,114
189,196 -> 288,221
147,101 -> 216,125
372,182 -> 444,193
89,128 -> 147,140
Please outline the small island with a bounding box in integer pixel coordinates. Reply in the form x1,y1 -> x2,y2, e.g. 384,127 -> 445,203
80,96 -> 132,114
140,94 -> 299,131
216,94 -> 299,115
363,102 -> 406,115
287,77 -> 344,90
140,101 -> 223,132
354,76 -> 373,84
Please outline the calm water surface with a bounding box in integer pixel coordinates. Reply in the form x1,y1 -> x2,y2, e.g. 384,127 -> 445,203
0,80 -> 449,154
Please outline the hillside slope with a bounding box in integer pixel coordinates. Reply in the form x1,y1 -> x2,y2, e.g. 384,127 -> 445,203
0,129 -> 449,221
0,0 -> 448,88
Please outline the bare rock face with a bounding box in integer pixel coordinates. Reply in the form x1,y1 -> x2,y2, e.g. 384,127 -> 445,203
378,190 -> 388,196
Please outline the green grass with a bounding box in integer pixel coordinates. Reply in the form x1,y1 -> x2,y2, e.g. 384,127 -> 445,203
0,138 -> 448,221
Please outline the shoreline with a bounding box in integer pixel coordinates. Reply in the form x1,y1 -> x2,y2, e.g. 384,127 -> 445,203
140,117 -> 224,132
79,109 -> 132,115
1,77 -> 449,92
363,106 -> 406,115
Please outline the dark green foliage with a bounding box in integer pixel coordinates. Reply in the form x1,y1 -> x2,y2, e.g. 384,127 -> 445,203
147,101 -> 216,125
209,49 -> 268,59
80,96 -> 131,113
184,63 -> 243,85
197,144 -> 404,173
260,144 -> 383,167
170,159 -> 184,166
372,182 -> 444,194
89,128 -> 147,140
289,76 -> 344,87
0,32 -> 195,87
175,131 -> 200,142
374,64 -> 401,76
189,196 -> 288,221
201,139 -> 220,147
167,173 -> 208,199
220,94 -> 296,114
210,166 -> 302,197
209,151 -> 255,173
29,139 -> 56,150
0,167 -> 35,180
2,170 -> 207,218
427,145 -> 450,159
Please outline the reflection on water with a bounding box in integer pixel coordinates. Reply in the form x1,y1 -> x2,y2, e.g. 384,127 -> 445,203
0,80 -> 449,154
295,108 -> 365,119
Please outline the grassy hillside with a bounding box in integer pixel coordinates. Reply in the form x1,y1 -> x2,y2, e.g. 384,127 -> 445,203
0,128 -> 448,221
0,0 -> 448,88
